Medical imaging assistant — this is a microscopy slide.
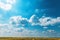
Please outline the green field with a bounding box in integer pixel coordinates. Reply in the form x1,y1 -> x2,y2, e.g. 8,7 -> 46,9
0,37 -> 59,40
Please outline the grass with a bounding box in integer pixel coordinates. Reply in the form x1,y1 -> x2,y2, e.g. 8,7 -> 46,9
0,37 -> 59,40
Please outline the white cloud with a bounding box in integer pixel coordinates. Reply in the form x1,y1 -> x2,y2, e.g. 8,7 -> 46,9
41,30 -> 59,37
47,30 -> 55,33
39,16 -> 60,26
6,0 -> 16,4
8,15 -> 60,37
0,2 -> 12,11
39,17 -> 51,26
0,16 -> 40,37
43,27 -> 48,29
29,15 -> 60,26
9,16 -> 29,27
42,29 -> 55,34
0,23 -> 40,37
29,15 -> 39,26
0,0 -> 16,11
0,15 -> 60,37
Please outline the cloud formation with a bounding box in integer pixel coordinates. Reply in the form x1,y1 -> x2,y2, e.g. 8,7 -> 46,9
39,16 -> 60,26
0,0 -> 16,11
0,14 -> 60,37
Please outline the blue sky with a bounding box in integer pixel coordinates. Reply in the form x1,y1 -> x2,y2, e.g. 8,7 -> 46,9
0,0 -> 60,37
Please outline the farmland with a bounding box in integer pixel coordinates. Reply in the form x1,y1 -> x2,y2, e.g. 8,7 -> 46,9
0,37 -> 59,40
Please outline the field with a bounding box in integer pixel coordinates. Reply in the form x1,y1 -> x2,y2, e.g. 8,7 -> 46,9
0,37 -> 60,40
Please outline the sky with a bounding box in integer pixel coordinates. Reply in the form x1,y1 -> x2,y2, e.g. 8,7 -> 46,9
0,0 -> 60,37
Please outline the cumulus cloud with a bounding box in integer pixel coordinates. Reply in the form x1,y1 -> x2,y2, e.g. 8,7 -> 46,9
39,16 -> 60,26
8,15 -> 60,37
0,0 -> 16,11
0,2 -> 12,10
41,30 -> 59,37
29,15 -> 40,25
0,23 -> 40,37
0,16 -> 40,37
9,16 -> 29,27
9,15 -> 60,29
0,14 -> 60,37
29,15 -> 60,26
28,14 -> 60,27
47,29 -> 55,33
